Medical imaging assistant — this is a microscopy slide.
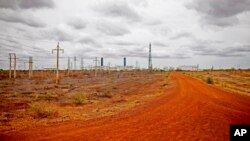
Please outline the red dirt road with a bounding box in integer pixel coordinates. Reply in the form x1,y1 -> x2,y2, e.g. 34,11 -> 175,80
1,72 -> 250,141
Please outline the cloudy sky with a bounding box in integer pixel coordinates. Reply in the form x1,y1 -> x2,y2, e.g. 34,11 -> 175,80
0,0 -> 250,69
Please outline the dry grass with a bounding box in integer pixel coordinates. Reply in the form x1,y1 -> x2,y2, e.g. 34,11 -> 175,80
71,92 -> 87,105
206,77 -> 214,84
29,102 -> 58,118
0,70 -> 170,133
185,70 -> 250,95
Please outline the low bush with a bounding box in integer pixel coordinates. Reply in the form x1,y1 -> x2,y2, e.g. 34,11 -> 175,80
206,77 -> 214,84
71,92 -> 86,105
103,89 -> 113,98
29,102 -> 58,118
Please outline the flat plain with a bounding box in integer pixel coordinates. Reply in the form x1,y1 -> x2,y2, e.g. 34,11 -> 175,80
0,70 -> 250,141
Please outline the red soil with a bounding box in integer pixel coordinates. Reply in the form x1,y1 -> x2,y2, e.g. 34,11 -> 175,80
1,72 -> 250,141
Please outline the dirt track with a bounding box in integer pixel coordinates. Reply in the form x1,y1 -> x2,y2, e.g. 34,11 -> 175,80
1,72 -> 250,141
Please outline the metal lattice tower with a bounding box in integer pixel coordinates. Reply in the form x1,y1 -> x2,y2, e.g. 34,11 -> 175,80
148,43 -> 152,70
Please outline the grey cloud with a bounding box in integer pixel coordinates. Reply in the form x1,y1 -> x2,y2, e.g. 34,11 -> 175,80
52,29 -> 74,42
41,27 -> 74,42
150,26 -> 170,36
96,21 -> 130,36
95,46 -> 147,59
190,44 -> 250,57
228,45 -> 250,52
67,18 -> 87,30
170,32 -> 193,40
186,0 -> 250,27
19,0 -> 55,9
0,0 -> 17,9
0,0 -> 55,9
153,41 -> 168,47
144,19 -> 162,26
0,10 -> 46,27
108,41 -> 138,46
128,0 -> 148,7
0,36 -> 19,44
201,15 -> 239,27
103,46 -> 189,59
152,53 -> 190,59
196,51 -> 243,57
0,37 -> 49,57
171,53 -> 191,59
120,48 -> 147,58
187,0 -> 250,18
95,1 -> 141,22
72,47 -> 98,58
78,37 -> 99,47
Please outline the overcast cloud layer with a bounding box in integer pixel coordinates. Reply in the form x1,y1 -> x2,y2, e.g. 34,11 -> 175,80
0,0 -> 250,69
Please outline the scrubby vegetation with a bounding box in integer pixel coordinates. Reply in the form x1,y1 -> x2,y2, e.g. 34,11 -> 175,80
29,102 -> 58,118
206,77 -> 214,84
184,70 -> 250,95
71,92 -> 87,105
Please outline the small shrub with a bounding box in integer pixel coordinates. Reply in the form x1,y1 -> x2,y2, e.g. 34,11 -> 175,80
103,89 -> 113,98
71,92 -> 86,105
206,77 -> 214,84
29,102 -> 58,118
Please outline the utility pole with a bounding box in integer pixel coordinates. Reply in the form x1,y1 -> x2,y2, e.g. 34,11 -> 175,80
52,42 -> 64,84
108,62 -> 111,74
135,60 -> 139,70
9,54 -> 11,78
148,43 -> 152,71
28,56 -> 33,79
9,53 -> 16,79
67,57 -> 70,76
74,56 -> 77,70
81,57 -> 84,70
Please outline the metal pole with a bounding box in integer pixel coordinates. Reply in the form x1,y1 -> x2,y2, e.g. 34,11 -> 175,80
81,57 -> 84,70
56,44 -> 59,83
148,43 -> 152,71
29,56 -> 33,79
9,53 -> 11,78
74,56 -> 76,70
52,42 -> 64,84
14,54 -> 16,78
94,57 -> 98,77
68,57 -> 70,76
